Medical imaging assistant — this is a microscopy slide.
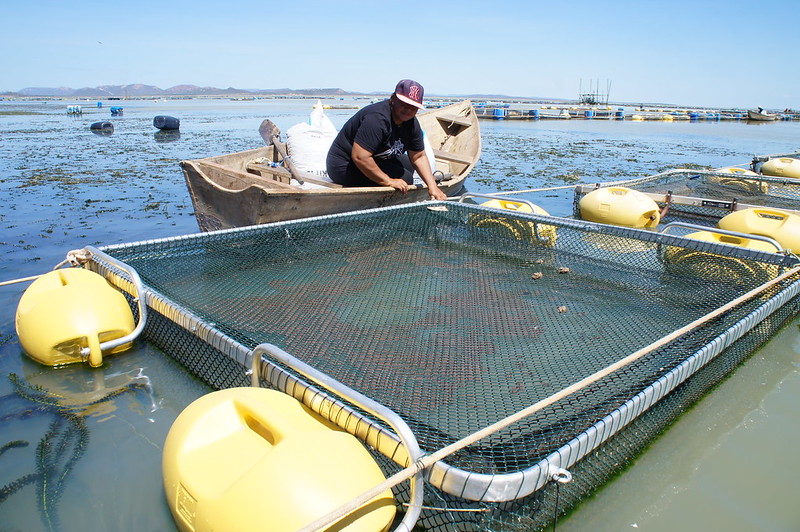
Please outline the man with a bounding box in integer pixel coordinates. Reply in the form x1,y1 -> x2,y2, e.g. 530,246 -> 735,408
326,79 -> 447,200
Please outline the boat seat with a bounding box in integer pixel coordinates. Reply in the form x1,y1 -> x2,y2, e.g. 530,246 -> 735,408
436,114 -> 472,128
433,149 -> 473,166
246,162 -> 342,188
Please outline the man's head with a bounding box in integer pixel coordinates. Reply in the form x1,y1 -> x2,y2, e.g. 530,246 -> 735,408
390,79 -> 424,125
394,79 -> 424,109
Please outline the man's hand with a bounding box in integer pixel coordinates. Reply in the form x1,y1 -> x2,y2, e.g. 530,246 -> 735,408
428,185 -> 447,201
389,178 -> 409,193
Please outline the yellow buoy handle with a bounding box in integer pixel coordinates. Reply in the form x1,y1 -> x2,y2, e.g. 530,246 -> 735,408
458,192 -> 540,213
753,208 -> 789,222
496,200 -> 523,211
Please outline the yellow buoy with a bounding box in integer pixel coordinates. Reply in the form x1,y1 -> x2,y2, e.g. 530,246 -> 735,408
163,387 -> 395,532
760,157 -> 800,178
662,230 -> 779,281
709,167 -> 768,194
470,199 -> 557,246
718,208 -> 800,252
715,167 -> 757,176
579,187 -> 661,228
15,268 -> 135,367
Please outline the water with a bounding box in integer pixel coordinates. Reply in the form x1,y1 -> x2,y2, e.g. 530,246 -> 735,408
1,99 -> 798,531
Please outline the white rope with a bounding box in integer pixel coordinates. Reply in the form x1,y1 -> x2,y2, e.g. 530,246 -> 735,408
298,265 -> 800,532
0,249 -> 91,287
0,274 -> 44,287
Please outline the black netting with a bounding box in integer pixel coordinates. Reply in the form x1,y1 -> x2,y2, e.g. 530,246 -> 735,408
99,201 -> 800,530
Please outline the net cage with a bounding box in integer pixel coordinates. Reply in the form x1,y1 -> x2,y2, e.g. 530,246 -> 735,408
86,201 -> 800,531
572,168 -> 800,228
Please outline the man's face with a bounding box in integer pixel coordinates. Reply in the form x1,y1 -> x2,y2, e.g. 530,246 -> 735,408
391,98 -> 419,125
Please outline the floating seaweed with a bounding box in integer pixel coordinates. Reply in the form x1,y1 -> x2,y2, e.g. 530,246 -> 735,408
0,371 -> 153,531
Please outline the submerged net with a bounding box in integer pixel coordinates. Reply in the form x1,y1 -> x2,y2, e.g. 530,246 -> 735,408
94,201 -> 800,530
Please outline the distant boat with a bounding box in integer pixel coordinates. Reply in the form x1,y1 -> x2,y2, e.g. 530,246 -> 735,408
747,109 -> 777,121
181,100 -> 481,232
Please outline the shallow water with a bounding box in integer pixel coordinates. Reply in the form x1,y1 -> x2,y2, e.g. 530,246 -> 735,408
0,99 -> 798,531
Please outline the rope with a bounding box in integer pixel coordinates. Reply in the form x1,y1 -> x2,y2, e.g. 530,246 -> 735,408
455,184 -> 576,198
0,249 -> 91,287
0,274 -> 43,287
298,265 -> 800,532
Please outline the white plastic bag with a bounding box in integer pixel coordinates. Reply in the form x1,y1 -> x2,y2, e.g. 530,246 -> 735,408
286,100 -> 337,179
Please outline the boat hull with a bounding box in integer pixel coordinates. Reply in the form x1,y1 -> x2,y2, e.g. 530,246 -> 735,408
747,110 -> 777,121
182,151 -> 468,231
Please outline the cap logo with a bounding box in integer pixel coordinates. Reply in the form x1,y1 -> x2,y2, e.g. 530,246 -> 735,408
408,84 -> 421,102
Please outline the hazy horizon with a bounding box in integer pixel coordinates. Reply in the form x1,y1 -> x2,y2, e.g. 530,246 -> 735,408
3,0 -> 798,110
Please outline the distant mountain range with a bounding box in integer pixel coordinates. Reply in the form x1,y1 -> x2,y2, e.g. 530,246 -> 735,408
5,84 -> 353,98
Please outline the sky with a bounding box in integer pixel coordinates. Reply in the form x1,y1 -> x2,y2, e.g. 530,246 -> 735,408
2,0 -> 798,110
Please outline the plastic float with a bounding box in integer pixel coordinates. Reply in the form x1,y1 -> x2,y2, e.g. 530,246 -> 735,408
153,115 -> 180,130
760,157 -> 800,178
718,208 -> 800,253
578,187 -> 661,228
15,268 -> 135,367
709,167 -> 768,194
163,387 -> 395,532
464,195 -> 558,246
661,224 -> 781,281
716,167 -> 758,176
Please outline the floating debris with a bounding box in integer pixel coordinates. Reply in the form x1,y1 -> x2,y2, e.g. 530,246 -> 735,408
531,272 -> 543,280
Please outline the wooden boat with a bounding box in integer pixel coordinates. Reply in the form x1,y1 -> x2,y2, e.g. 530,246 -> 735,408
747,109 -> 777,121
181,100 -> 481,232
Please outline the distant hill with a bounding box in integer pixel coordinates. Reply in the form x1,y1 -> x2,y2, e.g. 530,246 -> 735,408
12,84 -> 352,98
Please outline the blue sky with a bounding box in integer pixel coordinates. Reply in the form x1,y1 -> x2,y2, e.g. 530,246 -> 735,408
3,0 -> 797,109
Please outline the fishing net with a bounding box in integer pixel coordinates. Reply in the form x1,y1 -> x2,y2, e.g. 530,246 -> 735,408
90,201 -> 800,531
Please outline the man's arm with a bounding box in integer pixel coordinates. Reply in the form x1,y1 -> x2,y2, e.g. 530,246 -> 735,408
408,149 -> 446,200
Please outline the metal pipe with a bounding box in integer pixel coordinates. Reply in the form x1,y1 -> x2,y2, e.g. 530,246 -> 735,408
82,246 -> 148,354
251,343 -> 424,532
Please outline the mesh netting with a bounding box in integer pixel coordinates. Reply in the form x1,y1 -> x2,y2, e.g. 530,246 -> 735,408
96,201 -> 800,530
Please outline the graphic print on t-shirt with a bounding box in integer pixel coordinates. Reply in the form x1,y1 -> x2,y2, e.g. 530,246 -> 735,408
374,139 -> 405,160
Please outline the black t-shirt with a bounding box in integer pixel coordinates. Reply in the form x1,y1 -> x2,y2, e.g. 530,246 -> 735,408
326,99 -> 424,185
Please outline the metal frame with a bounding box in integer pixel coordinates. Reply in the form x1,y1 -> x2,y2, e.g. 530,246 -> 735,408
88,200 -> 800,504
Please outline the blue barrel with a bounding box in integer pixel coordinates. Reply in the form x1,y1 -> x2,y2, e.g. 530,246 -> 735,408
529,109 -> 540,120
153,115 -> 180,130
615,108 -> 625,119
110,106 -> 123,116
585,110 -> 595,119
689,112 -> 699,121
492,108 -> 505,120
97,101 -> 103,108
